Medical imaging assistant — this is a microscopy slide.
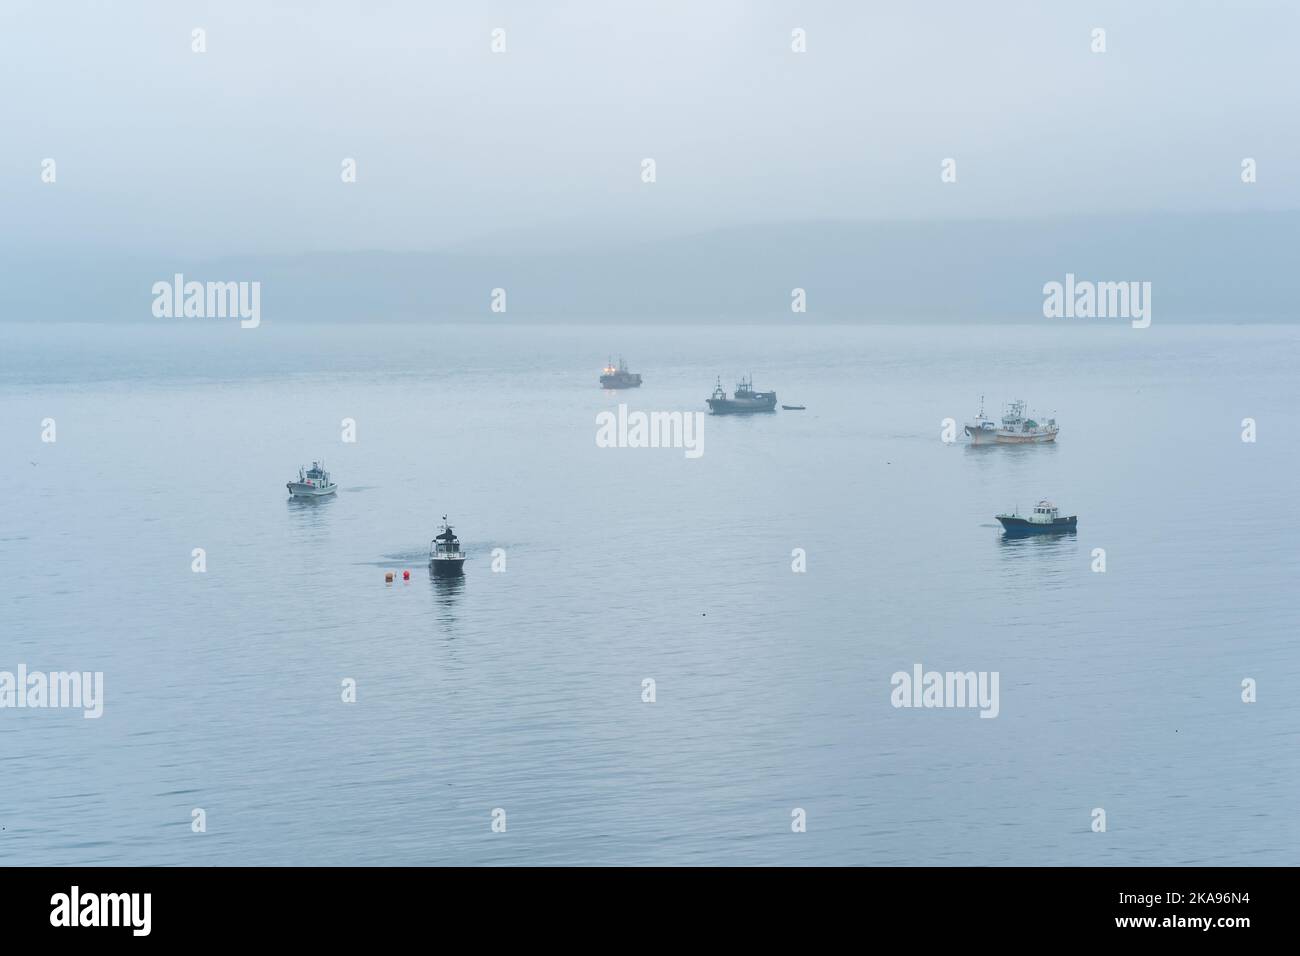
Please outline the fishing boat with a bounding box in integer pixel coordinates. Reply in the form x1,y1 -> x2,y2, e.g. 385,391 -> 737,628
429,516 -> 467,576
599,357 -> 642,389
707,377 -> 777,414
286,461 -> 337,498
996,500 -> 1077,536
965,398 -> 1058,444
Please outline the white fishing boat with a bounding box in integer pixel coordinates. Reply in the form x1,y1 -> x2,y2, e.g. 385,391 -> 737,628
286,461 -> 337,497
965,398 -> 1058,444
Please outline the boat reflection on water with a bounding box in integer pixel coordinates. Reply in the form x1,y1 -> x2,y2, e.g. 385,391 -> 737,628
994,528 -> 1079,578
429,568 -> 465,597
964,440 -> 1061,458
285,491 -> 336,537
994,526 -> 1079,590
286,493 -> 337,508
995,530 -> 1077,550
428,566 -> 465,621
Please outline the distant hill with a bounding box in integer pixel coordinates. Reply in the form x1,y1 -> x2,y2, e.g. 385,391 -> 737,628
4,212 -> 1296,322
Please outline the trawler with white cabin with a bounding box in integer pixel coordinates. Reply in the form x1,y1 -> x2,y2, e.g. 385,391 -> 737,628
286,461 -> 337,498
965,398 -> 1058,444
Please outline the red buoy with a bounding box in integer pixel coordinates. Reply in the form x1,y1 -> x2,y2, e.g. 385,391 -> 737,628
403,570 -> 410,581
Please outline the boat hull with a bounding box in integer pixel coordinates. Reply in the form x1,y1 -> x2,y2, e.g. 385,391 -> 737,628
600,373 -> 642,388
287,482 -> 337,497
429,557 -> 465,576
967,429 -> 1057,445
997,515 -> 1077,536
708,398 -> 777,414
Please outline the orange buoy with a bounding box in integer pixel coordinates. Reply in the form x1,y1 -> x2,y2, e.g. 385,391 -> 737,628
385,571 -> 394,583
403,570 -> 410,581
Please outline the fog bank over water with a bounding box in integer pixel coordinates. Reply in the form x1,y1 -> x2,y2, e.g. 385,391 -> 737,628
2,212 -> 1295,322
1,0 -> 1297,324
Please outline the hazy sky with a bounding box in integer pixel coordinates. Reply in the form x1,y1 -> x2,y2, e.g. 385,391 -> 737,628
1,0 -> 1296,258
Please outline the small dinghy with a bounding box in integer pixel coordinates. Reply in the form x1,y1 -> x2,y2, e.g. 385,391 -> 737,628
781,405 -> 806,410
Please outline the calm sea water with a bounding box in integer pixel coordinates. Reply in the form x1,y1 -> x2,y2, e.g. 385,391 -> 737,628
1,321 -> 1297,866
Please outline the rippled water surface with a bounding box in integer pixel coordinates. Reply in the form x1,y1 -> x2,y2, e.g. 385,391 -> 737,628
1,322 -> 1297,865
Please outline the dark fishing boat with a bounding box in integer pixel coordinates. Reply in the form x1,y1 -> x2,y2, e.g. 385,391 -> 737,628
599,357 -> 642,389
707,376 -> 777,414
429,516 -> 467,575
996,500 -> 1077,536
